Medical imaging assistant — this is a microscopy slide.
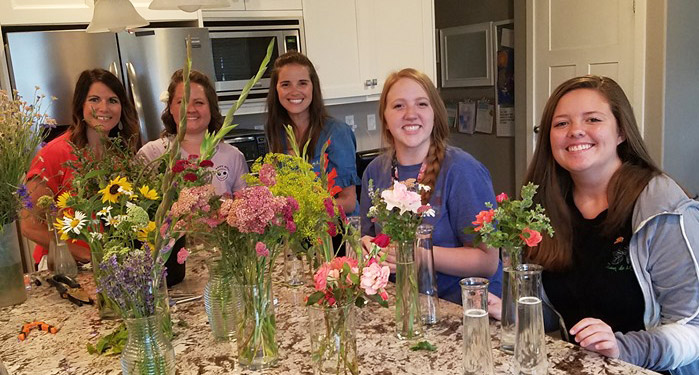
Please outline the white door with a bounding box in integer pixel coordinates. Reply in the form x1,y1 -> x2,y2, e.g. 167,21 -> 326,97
525,0 -> 644,160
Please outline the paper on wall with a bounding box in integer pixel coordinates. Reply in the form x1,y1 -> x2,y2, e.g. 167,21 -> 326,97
496,105 -> 515,137
475,100 -> 493,134
458,100 -> 476,134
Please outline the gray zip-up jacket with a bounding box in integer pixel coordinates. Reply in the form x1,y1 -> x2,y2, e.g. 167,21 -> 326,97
543,175 -> 699,374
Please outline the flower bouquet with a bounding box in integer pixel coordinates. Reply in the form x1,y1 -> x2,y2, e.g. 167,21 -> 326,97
306,235 -> 390,374
0,87 -> 54,308
465,182 -> 553,353
366,179 -> 434,339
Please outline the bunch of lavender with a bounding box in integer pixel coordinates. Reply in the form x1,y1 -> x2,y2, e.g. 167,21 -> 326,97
0,88 -> 55,226
96,246 -> 165,318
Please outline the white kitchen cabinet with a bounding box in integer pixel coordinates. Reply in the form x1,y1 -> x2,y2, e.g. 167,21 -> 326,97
0,0 -> 197,26
302,0 -> 435,100
208,0 -> 301,11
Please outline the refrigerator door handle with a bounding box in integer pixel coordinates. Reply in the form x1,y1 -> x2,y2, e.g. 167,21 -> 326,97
109,61 -> 120,80
125,62 -> 148,142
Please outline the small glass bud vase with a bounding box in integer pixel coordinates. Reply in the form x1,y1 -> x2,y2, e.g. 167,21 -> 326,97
394,239 -> 422,340
48,238 -> 78,277
460,277 -> 494,375
344,216 -> 362,261
500,246 -> 522,353
283,242 -> 305,287
415,224 -> 439,325
120,309 -> 176,375
308,302 -> 358,375
513,264 -> 548,375
204,256 -> 236,341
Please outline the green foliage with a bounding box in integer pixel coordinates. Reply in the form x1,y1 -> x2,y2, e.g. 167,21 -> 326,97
86,323 -> 127,356
410,341 -> 437,351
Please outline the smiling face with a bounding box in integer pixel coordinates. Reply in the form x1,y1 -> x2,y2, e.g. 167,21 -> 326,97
383,77 -> 434,161
169,82 -> 211,135
82,82 -> 122,133
275,63 -> 313,118
549,88 -> 625,180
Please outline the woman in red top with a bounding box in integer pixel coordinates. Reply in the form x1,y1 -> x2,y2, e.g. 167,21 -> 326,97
21,69 -> 140,264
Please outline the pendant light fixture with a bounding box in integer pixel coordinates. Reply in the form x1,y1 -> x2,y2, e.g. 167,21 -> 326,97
86,0 -> 149,33
148,0 -> 230,13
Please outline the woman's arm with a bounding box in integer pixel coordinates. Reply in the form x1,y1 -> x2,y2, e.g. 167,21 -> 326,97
432,243 -> 499,278
335,185 -> 356,214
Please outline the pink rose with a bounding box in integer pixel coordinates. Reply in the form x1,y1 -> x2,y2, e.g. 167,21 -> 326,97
379,289 -> 388,301
496,192 -> 509,203
360,262 -> 390,295
176,247 -> 189,264
381,181 -> 422,214
314,264 -> 330,291
255,241 -> 269,257
520,228 -> 543,247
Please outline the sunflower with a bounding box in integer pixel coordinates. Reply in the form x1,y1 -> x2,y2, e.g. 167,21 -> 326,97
56,191 -> 71,209
61,211 -> 87,235
138,185 -> 159,200
98,176 -> 133,203
137,221 -> 156,242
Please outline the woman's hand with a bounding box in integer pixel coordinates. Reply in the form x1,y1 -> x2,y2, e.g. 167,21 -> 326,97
361,235 -> 396,272
487,292 -> 502,320
570,318 -> 620,359
360,235 -> 374,259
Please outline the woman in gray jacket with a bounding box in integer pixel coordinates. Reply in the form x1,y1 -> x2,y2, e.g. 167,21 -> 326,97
502,75 -> 699,375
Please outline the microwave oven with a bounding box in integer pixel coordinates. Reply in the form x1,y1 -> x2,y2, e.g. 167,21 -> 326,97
205,18 -> 304,102
223,128 -> 268,168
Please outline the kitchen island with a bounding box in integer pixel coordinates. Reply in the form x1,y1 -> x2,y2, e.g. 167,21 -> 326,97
0,252 -> 659,374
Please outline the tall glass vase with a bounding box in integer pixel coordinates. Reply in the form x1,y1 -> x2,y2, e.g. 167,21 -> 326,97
0,221 -> 27,307
415,224 -> 439,325
232,281 -> 279,369
500,246 -> 522,353
513,264 -> 547,374
204,256 -> 236,341
308,302 -> 358,375
120,310 -> 176,375
394,239 -> 422,340
90,244 -> 119,319
460,277 -> 494,375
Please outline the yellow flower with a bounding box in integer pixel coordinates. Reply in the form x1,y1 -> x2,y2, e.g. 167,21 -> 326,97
56,192 -> 70,209
98,176 -> 132,203
54,215 -> 70,241
139,185 -> 159,200
137,221 -> 156,242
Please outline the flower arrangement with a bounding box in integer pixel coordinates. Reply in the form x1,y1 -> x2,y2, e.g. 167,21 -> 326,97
466,182 -> 554,260
1,87 -> 55,226
306,235 -> 390,374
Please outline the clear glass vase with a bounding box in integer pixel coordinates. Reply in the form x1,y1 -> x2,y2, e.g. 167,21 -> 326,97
90,244 -> 119,319
48,237 -> 78,277
394,239 -> 422,340
308,302 -> 358,375
120,310 -> 176,375
204,256 -> 236,341
500,246 -> 522,353
460,277 -> 494,375
0,221 -> 27,308
232,281 -> 278,369
415,224 -> 439,325
514,264 -> 547,375
283,242 -> 305,287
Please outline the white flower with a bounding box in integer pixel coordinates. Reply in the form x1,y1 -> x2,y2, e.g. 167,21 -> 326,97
96,206 -> 113,224
422,208 -> 436,217
381,180 -> 422,215
62,211 -> 87,234
418,183 -> 431,192
89,232 -> 103,241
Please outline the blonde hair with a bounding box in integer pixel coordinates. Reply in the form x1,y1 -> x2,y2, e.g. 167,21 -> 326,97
378,68 -> 449,202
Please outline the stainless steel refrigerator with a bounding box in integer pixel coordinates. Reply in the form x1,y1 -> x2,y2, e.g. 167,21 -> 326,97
4,27 -> 216,142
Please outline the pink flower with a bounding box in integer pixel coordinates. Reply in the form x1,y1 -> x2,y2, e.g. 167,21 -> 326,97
381,180 -> 422,214
330,256 -> 358,270
379,289 -> 388,301
496,192 -> 509,203
324,291 -> 336,307
255,241 -> 269,257
327,222 -> 337,236
371,233 -> 390,248
176,247 -> 189,264
520,228 -> 543,247
323,197 -> 335,218
314,264 -> 330,291
199,160 -> 214,168
360,262 -> 390,295
259,164 -> 277,186
183,173 -> 197,182
472,209 -> 495,231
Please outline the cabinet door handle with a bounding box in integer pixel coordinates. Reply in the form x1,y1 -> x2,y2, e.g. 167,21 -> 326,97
371,78 -> 378,87
365,79 -> 372,88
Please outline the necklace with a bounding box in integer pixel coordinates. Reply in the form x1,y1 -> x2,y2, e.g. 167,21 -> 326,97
391,154 -> 427,183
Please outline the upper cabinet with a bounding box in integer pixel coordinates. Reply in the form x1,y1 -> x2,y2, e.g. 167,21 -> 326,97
204,0 -> 301,11
0,0 -> 198,26
302,0 -> 435,100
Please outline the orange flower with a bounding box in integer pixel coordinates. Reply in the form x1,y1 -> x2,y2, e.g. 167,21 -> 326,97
520,228 -> 543,247
472,209 -> 495,231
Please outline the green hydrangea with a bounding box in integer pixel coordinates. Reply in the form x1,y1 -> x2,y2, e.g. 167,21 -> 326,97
126,205 -> 149,227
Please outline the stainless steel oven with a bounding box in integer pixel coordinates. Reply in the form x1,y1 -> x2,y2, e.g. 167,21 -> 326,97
205,18 -> 304,101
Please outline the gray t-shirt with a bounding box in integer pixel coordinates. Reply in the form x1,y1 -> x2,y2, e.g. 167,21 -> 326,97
138,136 -> 248,195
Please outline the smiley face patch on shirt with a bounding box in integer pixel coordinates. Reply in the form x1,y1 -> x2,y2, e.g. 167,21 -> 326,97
215,165 -> 229,181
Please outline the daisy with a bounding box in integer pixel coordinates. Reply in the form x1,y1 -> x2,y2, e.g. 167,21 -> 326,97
56,191 -> 71,209
98,176 -> 132,203
96,206 -> 113,225
62,211 -> 87,235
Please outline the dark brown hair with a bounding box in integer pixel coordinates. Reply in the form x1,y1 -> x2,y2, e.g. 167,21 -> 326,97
161,69 -> 222,136
524,75 -> 661,270
265,52 -> 328,159
70,69 -> 140,150
378,68 -> 449,202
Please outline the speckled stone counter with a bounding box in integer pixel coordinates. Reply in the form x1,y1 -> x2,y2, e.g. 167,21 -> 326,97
0,253 -> 659,374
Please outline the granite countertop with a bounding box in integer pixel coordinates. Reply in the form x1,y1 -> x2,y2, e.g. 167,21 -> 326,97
0,253 -> 660,375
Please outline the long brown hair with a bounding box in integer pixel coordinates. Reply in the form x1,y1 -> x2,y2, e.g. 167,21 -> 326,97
161,69 -> 222,136
525,75 -> 661,270
378,68 -> 449,202
265,52 -> 328,159
70,69 -> 140,150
